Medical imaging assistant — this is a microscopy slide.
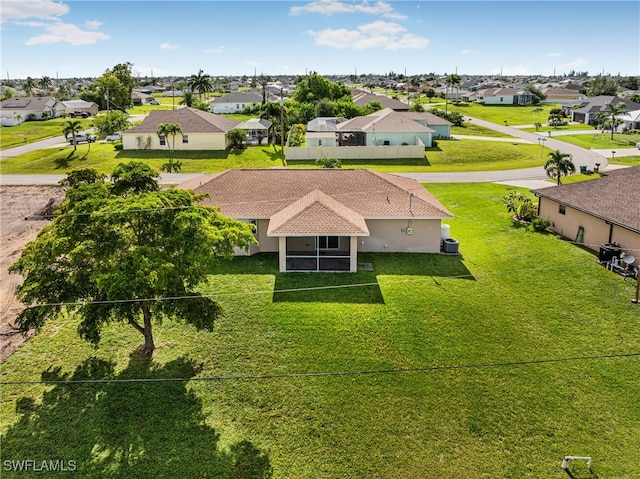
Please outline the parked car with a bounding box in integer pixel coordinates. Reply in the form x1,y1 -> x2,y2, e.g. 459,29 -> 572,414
68,134 -> 96,144
105,132 -> 122,142
149,100 -> 161,105
636,142 -> 640,149
69,111 -> 90,118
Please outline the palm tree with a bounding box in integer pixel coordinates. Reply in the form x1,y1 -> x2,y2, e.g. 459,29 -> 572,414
63,119 -> 82,151
605,102 -> 628,140
23,77 -> 37,96
544,150 -> 576,185
593,110 -> 609,132
179,90 -> 194,107
156,122 -> 183,173
40,76 -> 52,94
444,73 -> 461,112
187,69 -> 213,101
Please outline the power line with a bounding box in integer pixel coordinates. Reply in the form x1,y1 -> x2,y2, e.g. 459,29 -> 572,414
2,351 -> 637,386
17,262 -> 600,310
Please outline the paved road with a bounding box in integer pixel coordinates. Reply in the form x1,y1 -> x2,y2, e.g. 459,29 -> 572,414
462,117 -> 610,170
2,117 -> 636,187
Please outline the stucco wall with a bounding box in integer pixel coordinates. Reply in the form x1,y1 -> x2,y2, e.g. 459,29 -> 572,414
122,132 -> 228,150
539,198 -> 640,266
360,219 -> 443,253
365,131 -> 432,147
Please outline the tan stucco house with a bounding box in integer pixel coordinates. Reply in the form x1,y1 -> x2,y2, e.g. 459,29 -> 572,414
180,169 -> 454,272
532,166 -> 640,267
122,107 -> 239,150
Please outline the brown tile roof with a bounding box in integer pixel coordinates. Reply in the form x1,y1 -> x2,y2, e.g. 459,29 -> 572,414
532,165 -> 640,233
268,189 -> 369,236
183,169 -> 453,235
126,107 -> 239,134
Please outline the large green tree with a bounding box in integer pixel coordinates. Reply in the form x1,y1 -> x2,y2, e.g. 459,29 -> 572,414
93,110 -> 131,138
544,150 -> 576,185
80,62 -> 136,110
10,163 -> 256,355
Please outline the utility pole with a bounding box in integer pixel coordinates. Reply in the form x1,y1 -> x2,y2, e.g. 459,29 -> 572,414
280,88 -> 285,154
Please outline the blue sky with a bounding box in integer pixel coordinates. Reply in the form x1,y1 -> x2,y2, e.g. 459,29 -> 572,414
1,0 -> 638,80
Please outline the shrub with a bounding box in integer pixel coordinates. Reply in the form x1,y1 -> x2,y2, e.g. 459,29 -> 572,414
531,217 -> 551,232
516,201 -> 538,222
113,142 -> 123,151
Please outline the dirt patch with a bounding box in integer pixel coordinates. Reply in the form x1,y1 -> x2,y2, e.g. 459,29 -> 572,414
1,185 -> 65,363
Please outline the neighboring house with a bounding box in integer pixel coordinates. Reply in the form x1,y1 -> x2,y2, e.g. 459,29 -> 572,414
210,90 -> 270,114
532,166 -> 640,268
569,96 -> 640,125
179,169 -> 454,272
122,107 -> 240,151
619,109 -> 640,132
476,88 -> 534,105
60,100 -> 99,116
234,118 -> 272,145
305,108 -> 450,148
132,91 -> 154,105
351,90 -> 410,111
541,86 -> 587,104
0,96 -> 60,125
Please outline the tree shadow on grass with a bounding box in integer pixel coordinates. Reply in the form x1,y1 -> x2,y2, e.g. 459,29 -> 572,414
2,353 -> 272,479
53,151 -> 77,169
261,146 -> 286,167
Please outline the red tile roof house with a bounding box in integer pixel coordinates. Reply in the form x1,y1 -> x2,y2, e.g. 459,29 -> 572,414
532,165 -> 640,269
122,107 -> 240,150
180,169 -> 454,272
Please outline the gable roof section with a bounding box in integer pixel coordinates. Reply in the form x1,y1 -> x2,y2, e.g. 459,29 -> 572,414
401,111 -> 453,126
185,169 -> 453,222
211,90 -> 263,104
125,107 -> 239,134
235,118 -> 272,130
0,96 -> 57,110
532,166 -> 640,233
267,189 -> 369,236
338,108 -> 435,133
351,91 -> 409,110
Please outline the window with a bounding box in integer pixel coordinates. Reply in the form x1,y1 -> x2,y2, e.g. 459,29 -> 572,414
559,205 -> 566,215
318,236 -> 339,249
159,135 -> 166,146
182,135 -> 189,144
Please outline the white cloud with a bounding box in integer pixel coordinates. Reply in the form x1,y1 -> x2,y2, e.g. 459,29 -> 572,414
308,21 -> 428,51
291,0 -> 406,20
160,42 -> 180,50
0,0 -> 68,21
204,46 -> 227,54
461,49 -> 473,55
488,65 -> 531,75
85,20 -> 102,29
26,21 -> 110,45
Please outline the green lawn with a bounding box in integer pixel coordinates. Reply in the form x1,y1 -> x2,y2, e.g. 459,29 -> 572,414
551,132 -> 640,150
0,118 -> 93,149
1,183 -> 638,479
446,102 -> 562,125
0,138 -> 550,174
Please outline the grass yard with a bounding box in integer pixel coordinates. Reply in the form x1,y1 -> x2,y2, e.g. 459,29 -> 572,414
1,183 -> 638,479
551,132 -> 640,150
0,137 -> 548,175
0,119 -> 93,150
446,102 -> 562,126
